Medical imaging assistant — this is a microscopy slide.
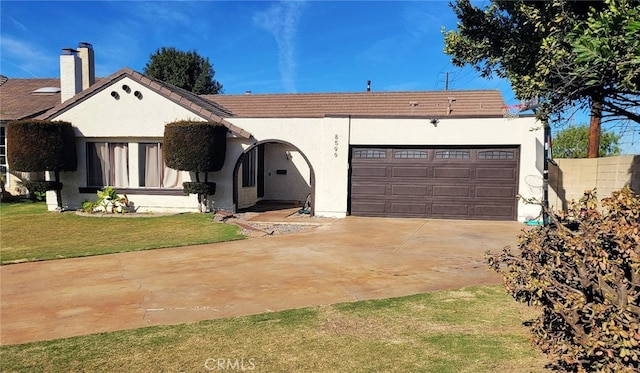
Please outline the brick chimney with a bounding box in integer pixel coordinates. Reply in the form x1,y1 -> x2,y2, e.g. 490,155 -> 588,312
60,48 -> 82,102
77,42 -> 95,90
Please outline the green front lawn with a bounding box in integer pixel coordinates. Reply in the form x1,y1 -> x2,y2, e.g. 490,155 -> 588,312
0,285 -> 548,372
0,200 -> 244,264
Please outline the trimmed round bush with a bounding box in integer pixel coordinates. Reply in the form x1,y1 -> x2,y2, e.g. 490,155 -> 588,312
7,120 -> 77,172
163,121 -> 227,173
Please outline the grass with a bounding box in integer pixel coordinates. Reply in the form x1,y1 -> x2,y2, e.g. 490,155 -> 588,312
0,200 -> 244,264
0,285 -> 548,372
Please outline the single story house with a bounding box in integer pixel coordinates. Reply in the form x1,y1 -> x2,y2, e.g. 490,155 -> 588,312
3,43 -> 544,221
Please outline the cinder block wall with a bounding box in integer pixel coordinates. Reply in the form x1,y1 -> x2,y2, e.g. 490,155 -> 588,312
548,155 -> 640,211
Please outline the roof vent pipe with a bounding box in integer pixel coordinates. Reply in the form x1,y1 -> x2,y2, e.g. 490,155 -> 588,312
367,80 -> 371,92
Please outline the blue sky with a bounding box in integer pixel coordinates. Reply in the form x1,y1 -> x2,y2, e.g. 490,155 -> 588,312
1,0 -> 638,153
1,1 -> 515,95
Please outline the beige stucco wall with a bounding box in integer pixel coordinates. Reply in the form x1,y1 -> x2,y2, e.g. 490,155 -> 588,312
225,117 -> 350,218
548,155 -> 640,211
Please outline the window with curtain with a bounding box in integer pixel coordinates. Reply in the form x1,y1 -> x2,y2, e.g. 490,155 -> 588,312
242,148 -> 256,187
138,143 -> 181,188
86,142 -> 129,187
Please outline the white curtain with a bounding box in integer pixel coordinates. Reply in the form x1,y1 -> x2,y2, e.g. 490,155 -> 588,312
160,145 -> 181,188
144,144 -> 161,187
110,143 -> 129,187
140,143 -> 181,188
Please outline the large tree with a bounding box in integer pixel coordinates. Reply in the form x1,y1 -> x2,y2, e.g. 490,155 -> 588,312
443,0 -> 640,158
552,124 -> 620,158
144,47 -> 223,94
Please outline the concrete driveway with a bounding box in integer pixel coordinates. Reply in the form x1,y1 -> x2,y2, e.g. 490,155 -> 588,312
0,217 -> 523,345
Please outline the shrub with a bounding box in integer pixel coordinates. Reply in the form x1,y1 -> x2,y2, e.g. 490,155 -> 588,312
163,120 -> 226,212
7,120 -> 77,172
163,120 -> 227,176
22,180 -> 62,194
486,187 -> 640,372
7,120 -> 77,209
182,182 -> 216,196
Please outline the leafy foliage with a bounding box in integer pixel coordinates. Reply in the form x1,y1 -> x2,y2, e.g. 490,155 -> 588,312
443,0 -> 640,126
6,120 -> 77,209
6,120 -> 77,173
182,182 -> 216,196
487,187 -> 640,372
163,120 -> 227,174
552,125 -> 620,158
144,47 -> 223,94
22,181 -> 62,194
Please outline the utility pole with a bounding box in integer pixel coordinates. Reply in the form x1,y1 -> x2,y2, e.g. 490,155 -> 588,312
445,72 -> 449,91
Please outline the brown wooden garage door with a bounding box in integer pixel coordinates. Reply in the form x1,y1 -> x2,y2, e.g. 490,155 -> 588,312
349,147 -> 519,220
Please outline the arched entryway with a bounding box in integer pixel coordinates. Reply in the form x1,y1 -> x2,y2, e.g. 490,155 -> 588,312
232,140 -> 315,215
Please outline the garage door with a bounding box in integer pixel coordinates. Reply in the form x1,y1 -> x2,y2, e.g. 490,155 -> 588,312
349,147 -> 519,220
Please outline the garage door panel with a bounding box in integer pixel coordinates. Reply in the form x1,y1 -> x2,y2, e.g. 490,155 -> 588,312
476,186 -> 516,198
350,146 -> 519,220
352,184 -> 387,195
392,185 -> 429,196
391,203 -> 428,215
392,166 -> 428,178
351,201 -> 387,214
432,185 -> 470,197
432,204 -> 471,217
351,166 -> 387,177
476,167 -> 516,180
433,167 -> 471,179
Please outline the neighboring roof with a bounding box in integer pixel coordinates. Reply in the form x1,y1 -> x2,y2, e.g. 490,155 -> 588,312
37,68 -> 251,139
0,76 -> 63,121
205,90 -> 507,119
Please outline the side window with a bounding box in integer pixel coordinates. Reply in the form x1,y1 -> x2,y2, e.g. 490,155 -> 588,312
435,150 -> 470,159
138,143 -> 181,188
478,150 -> 514,160
394,150 -> 427,159
86,142 -> 129,187
353,149 -> 386,158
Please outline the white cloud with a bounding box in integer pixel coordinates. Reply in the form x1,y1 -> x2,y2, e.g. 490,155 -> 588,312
0,36 -> 57,77
253,1 -> 306,93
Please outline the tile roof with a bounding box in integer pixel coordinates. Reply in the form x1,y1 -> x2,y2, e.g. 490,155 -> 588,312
37,68 -> 250,139
0,76 -> 63,121
204,90 -> 507,119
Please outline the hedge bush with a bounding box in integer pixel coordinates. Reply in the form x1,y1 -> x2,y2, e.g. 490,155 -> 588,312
22,180 -> 63,193
182,182 -> 216,196
163,121 -> 227,175
486,187 -> 640,372
7,120 -> 77,172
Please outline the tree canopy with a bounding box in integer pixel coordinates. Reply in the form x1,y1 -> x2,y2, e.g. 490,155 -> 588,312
443,0 -> 640,157
552,124 -> 620,158
144,47 -> 223,94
